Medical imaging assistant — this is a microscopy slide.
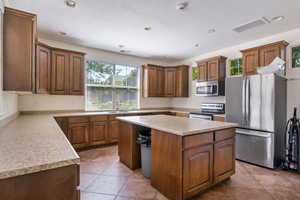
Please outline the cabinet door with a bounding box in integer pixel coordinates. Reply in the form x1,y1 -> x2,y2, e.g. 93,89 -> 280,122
147,66 -> 158,97
36,44 -> 51,94
68,122 -> 89,149
55,117 -> 68,138
164,68 -> 176,97
198,62 -> 207,81
214,138 -> 235,184
183,144 -> 213,198
259,45 -> 281,67
51,50 -> 69,95
69,53 -> 84,95
90,121 -> 107,146
108,120 -> 120,143
243,49 -> 259,75
207,59 -> 219,81
3,8 -> 36,92
157,67 -> 165,97
176,66 -> 189,97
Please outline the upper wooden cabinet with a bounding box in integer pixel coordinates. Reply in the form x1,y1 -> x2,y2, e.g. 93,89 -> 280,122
69,53 -> 85,95
36,43 -> 51,94
197,56 -> 227,82
241,41 -> 289,75
143,64 -> 189,97
3,7 -> 37,92
164,68 -> 176,97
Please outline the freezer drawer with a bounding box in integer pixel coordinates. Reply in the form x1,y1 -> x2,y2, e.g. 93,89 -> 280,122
235,129 -> 275,168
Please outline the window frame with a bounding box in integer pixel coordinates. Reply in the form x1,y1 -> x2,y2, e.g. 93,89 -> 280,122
85,60 -> 140,111
229,58 -> 243,77
291,45 -> 300,69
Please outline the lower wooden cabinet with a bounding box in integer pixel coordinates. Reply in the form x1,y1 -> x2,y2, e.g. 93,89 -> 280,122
183,144 -> 213,198
214,138 -> 235,184
68,122 -> 90,149
90,121 -> 107,146
175,112 -> 189,118
108,120 -> 120,143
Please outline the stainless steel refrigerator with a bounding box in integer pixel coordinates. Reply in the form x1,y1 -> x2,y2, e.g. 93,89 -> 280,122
225,73 -> 287,168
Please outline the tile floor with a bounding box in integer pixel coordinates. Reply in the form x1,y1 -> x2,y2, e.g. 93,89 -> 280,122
78,145 -> 300,200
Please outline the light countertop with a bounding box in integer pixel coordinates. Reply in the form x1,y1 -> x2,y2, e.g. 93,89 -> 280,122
117,115 -> 236,136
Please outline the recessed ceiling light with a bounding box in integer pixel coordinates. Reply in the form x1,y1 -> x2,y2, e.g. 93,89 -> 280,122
176,2 -> 188,10
195,44 -> 200,47
118,45 -> 124,48
144,26 -> 152,31
208,28 -> 216,34
65,0 -> 76,8
58,31 -> 67,36
271,16 -> 285,22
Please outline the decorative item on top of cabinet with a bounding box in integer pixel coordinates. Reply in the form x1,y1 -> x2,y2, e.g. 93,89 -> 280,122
36,43 -> 51,94
197,56 -> 227,82
241,41 -> 289,75
3,7 -> 37,92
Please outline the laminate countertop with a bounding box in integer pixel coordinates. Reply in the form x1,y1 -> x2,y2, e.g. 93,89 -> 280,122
117,115 -> 236,136
0,108 -> 224,180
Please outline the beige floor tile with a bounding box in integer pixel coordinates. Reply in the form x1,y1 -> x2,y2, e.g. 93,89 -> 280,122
81,191 -> 115,200
79,173 -> 99,190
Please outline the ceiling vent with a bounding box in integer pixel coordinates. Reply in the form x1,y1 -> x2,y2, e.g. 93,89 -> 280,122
233,18 -> 270,33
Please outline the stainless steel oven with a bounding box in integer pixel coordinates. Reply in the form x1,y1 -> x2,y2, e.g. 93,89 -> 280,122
195,81 -> 225,96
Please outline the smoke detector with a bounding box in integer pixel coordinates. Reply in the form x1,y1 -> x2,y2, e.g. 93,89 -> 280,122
65,0 -> 76,8
176,2 -> 188,10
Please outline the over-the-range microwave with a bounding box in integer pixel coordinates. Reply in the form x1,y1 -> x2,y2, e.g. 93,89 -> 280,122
195,81 -> 225,97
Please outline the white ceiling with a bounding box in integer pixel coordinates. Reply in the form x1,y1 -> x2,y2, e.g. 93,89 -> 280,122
8,0 -> 300,61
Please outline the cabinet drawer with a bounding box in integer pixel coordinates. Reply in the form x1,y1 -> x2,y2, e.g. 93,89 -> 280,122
183,132 -> 214,149
68,116 -> 89,123
215,128 -> 235,142
90,115 -> 108,122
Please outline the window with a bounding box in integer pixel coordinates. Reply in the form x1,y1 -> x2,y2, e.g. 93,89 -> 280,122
292,46 -> 300,68
86,60 -> 139,110
229,58 -> 243,76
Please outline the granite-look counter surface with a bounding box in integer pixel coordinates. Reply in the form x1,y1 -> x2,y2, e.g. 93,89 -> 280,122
0,114 -> 80,180
117,115 -> 236,136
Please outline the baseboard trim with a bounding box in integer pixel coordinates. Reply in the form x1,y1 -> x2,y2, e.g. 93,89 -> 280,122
0,112 -> 20,128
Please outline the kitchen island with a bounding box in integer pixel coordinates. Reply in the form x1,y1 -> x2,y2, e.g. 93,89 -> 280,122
117,115 -> 237,200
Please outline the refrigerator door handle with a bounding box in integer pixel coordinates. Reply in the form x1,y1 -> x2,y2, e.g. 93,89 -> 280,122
242,77 -> 246,124
236,128 -> 272,138
246,78 -> 250,124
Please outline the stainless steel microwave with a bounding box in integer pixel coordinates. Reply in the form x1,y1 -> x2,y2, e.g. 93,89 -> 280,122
195,81 -> 225,96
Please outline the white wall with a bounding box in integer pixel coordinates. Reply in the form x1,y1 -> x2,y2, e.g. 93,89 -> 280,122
18,38 -> 172,111
171,27 -> 300,118
0,1 -> 19,122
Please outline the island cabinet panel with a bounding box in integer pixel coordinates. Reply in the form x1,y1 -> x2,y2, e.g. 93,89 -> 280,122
214,138 -> 235,184
90,121 -> 107,146
36,43 -> 51,94
68,122 -> 90,149
151,130 -> 183,200
118,122 -> 140,169
183,144 -> 213,199
0,164 -> 80,200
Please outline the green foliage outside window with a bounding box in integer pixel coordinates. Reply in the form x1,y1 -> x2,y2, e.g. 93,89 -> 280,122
230,58 -> 243,76
292,46 -> 300,68
192,67 -> 198,80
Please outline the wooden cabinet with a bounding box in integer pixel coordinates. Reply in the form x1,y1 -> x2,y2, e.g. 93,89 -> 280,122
51,50 -> 85,95
51,50 -> 70,95
241,41 -> 289,75
183,144 -> 213,198
3,7 -> 37,92
55,117 -> 68,137
69,53 -> 85,95
175,112 -> 189,118
176,66 -> 189,97
157,67 -> 165,97
197,56 -> 227,82
213,115 -> 225,122
36,43 -> 51,94
164,68 -> 176,97
90,121 -> 107,146
143,65 -> 189,97
68,122 -> 89,149
108,120 -> 120,143
214,138 -> 235,184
